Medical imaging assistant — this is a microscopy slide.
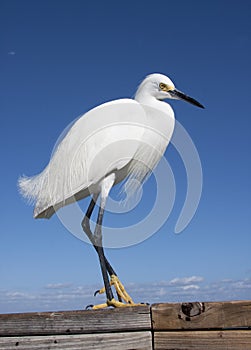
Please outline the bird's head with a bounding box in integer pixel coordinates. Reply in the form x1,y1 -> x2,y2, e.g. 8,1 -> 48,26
135,73 -> 204,108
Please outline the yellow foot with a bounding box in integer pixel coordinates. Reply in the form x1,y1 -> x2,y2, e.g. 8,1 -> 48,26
95,275 -> 134,303
92,275 -> 146,309
92,298 -> 145,310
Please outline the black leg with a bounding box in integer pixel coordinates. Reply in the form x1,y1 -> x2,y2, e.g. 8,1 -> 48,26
80,173 -> 139,308
81,195 -> 117,277
94,203 -> 114,301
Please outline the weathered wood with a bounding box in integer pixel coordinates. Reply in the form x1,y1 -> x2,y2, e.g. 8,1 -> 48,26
152,301 -> 251,330
1,301 -> 251,349
154,330 -> 251,350
0,331 -> 152,350
0,306 -> 151,336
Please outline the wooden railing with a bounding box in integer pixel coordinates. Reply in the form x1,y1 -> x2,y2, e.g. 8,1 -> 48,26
0,300 -> 250,349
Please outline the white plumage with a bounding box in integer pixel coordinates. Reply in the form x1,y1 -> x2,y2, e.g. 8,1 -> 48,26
18,73 -> 203,220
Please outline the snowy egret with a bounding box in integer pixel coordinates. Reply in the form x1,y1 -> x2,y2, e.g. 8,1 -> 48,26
18,73 -> 204,308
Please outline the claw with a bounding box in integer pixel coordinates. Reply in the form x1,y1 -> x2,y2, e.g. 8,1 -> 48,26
94,289 -> 101,297
94,286 -> 106,297
85,304 -> 94,310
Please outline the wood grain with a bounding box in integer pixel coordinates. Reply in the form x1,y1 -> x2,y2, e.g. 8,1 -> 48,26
154,330 -> 251,350
1,302 -> 250,349
0,306 -> 151,336
152,301 -> 251,330
0,331 -> 152,350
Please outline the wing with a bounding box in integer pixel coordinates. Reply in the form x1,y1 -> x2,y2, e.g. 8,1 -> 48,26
18,99 -> 147,218
124,103 -> 175,196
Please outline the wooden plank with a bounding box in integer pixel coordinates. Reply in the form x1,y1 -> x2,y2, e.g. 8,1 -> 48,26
152,301 -> 251,330
0,331 -> 152,350
154,330 -> 251,350
0,306 -> 151,336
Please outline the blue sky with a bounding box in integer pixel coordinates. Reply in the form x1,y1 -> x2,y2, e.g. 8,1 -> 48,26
1,0 -> 251,313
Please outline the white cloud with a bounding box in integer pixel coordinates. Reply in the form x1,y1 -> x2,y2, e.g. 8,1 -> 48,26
181,284 -> 200,291
1,277 -> 250,314
5,291 -> 36,300
45,283 -> 72,289
232,280 -> 251,290
169,276 -> 204,286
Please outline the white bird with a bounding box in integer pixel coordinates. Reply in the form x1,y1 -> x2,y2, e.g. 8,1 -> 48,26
18,73 -> 204,308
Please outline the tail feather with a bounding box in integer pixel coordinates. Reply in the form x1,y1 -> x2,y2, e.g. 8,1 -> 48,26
18,171 -> 48,207
18,175 -> 38,204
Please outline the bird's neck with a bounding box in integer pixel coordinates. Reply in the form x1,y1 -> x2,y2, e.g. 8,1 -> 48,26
135,92 -> 174,117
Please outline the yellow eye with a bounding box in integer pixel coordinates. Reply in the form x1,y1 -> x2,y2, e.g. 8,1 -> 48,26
159,83 -> 174,92
159,83 -> 166,90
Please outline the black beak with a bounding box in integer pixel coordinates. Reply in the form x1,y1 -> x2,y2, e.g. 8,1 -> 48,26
170,89 -> 205,109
